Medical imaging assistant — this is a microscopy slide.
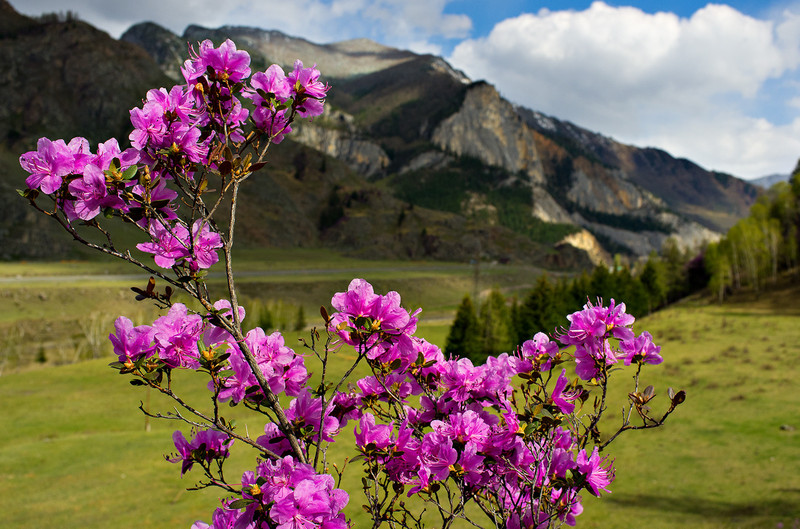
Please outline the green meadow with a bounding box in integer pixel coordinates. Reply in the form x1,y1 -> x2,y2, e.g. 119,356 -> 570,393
0,253 -> 799,528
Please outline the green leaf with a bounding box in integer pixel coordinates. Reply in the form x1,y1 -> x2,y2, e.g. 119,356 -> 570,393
130,379 -> 146,386
227,498 -> 256,510
122,165 -> 138,180
17,188 -> 39,200
524,422 -> 537,437
142,370 -> 161,381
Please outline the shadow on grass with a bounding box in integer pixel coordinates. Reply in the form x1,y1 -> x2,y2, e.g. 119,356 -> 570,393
607,492 -> 800,519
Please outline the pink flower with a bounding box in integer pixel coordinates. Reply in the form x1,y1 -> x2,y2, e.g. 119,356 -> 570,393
287,60 -> 328,117
190,507 -> 240,529
520,332 -> 559,372
167,124 -> 208,164
129,104 -> 166,150
431,410 -> 490,450
408,432 -> 457,494
109,316 -> 153,362
128,178 -> 179,226
573,340 -> 617,381
331,278 -> 378,317
257,423 -> 296,457
19,137 -> 75,194
619,331 -> 662,366
576,447 -> 614,496
286,389 -> 339,443
560,299 -> 635,347
252,107 -> 293,142
246,65 -> 292,103
354,412 -> 393,452
328,278 -> 420,352
552,488 -> 583,526
65,164 -> 125,221
137,220 -> 190,269
551,369 -> 580,415
187,219 -> 223,271
168,428 -> 233,476
182,39 -> 251,84
151,303 -> 204,368
91,138 -> 140,171
136,219 -> 221,271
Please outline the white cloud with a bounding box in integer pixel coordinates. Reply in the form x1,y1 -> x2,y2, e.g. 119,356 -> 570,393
9,0 -> 469,52
448,1 -> 800,178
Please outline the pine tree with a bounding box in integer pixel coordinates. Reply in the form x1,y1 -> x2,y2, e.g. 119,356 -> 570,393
639,255 -> 666,311
519,275 -> 554,342
478,290 -> 512,362
444,296 -> 482,360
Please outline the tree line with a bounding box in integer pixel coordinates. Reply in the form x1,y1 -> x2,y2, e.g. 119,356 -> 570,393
705,165 -> 800,299
444,246 -> 700,364
445,163 -> 800,362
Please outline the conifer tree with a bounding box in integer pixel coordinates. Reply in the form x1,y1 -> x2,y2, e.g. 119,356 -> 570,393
478,290 -> 512,362
444,295 -> 482,360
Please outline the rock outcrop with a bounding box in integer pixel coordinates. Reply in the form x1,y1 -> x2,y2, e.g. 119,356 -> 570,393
293,111 -> 390,178
432,83 -> 545,186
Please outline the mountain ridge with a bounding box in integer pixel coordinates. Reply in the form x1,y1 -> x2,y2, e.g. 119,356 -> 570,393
0,4 -> 765,266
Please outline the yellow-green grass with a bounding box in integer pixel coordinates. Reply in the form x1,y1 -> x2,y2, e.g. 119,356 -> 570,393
3,266 -> 799,528
580,296 -> 800,528
0,250 -> 542,370
0,322 -> 445,528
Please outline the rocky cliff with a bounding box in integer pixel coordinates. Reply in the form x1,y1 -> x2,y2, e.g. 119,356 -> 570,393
432,82 -> 545,186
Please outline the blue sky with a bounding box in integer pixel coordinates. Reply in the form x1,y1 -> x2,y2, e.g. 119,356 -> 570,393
10,0 -> 800,179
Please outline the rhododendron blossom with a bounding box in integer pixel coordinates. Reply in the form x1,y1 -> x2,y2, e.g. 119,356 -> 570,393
169,428 -> 234,476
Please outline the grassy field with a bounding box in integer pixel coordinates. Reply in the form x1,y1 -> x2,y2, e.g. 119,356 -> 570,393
580,290 -> 800,528
0,249 -> 544,371
1,259 -> 799,528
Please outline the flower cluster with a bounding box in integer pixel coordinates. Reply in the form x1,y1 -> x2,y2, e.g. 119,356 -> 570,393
192,456 -> 347,529
329,278 -> 422,370
108,276 -> 657,529
323,280 -> 661,527
217,327 -> 309,404
558,299 -> 662,380
19,137 -> 138,222
168,428 -> 234,476
18,38 -> 329,273
136,219 -> 223,271
110,303 -> 204,369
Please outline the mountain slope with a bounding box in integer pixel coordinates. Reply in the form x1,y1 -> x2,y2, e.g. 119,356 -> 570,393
0,6 -> 170,151
121,19 -> 761,257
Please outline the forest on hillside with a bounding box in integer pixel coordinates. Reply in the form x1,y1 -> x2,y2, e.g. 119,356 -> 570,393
445,164 -> 800,364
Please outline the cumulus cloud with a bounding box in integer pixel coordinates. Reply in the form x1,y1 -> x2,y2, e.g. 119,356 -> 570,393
10,0 -> 470,54
448,2 -> 800,178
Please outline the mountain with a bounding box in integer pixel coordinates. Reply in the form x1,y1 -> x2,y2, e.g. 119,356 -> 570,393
0,2 -> 172,259
749,173 -> 790,189
0,3 -> 763,266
